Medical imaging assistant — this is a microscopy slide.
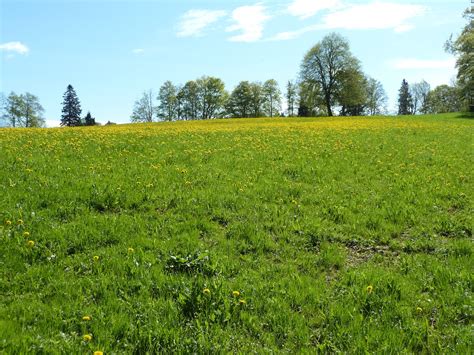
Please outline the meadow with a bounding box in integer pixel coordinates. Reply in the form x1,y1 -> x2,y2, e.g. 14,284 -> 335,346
0,113 -> 472,353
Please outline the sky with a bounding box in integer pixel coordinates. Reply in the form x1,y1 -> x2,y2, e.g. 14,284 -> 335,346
0,0 -> 468,126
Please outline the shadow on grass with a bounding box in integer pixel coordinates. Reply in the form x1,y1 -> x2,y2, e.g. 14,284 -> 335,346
455,112 -> 474,119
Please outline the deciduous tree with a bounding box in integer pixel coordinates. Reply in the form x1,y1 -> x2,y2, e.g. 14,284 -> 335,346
131,90 -> 156,123
423,85 -> 462,113
263,79 -> 282,117
411,80 -> 431,114
446,7 -> 473,111
300,33 -> 363,116
365,78 -> 388,116
196,76 -> 227,119
158,81 -> 178,121
21,93 -> 45,127
227,81 -> 253,118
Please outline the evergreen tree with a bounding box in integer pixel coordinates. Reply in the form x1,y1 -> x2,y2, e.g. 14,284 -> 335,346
286,81 -> 298,117
398,79 -> 413,115
84,112 -> 96,126
61,85 -> 82,126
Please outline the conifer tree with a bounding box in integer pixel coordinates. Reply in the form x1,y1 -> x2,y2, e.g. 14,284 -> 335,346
84,111 -> 95,126
398,79 -> 413,115
61,85 -> 82,126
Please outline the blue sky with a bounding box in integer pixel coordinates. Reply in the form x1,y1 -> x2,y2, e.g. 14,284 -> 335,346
0,0 -> 467,126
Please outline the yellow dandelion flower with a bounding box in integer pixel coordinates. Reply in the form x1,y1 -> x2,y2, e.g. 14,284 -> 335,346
232,291 -> 240,297
27,240 -> 35,248
5,220 -> 12,226
239,299 -> 247,305
23,231 -> 30,237
127,247 -> 134,254
17,219 -> 24,225
82,315 -> 91,321
93,255 -> 100,262
366,285 -> 373,294
203,288 -> 211,295
93,351 -> 103,355
416,307 -> 423,313
83,334 -> 92,341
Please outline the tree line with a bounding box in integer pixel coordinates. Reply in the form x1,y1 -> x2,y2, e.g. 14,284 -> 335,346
1,8 -> 471,128
397,8 -> 472,115
0,85 -> 97,128
130,33 -> 391,122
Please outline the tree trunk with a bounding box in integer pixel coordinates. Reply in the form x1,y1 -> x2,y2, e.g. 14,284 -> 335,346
326,100 -> 332,117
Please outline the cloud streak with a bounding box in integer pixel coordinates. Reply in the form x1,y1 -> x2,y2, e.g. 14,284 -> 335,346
177,9 -> 227,37
323,2 -> 426,31
288,0 -> 342,20
0,41 -> 29,55
272,2 -> 427,41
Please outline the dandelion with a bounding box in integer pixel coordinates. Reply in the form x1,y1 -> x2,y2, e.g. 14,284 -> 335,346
127,247 -> 134,254
93,255 -> 100,262
23,231 -> 30,238
82,315 -> 91,321
232,290 -> 240,297
239,299 -> 247,305
17,219 -> 24,225
5,220 -> 12,226
93,351 -> 103,355
27,240 -> 35,248
83,334 -> 92,341
416,307 -> 423,313
203,288 -> 211,295
366,285 -> 373,294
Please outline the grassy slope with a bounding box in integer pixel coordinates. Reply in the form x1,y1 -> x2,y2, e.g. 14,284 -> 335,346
0,113 -> 472,353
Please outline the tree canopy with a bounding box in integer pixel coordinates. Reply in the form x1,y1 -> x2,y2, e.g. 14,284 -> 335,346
300,33 -> 364,116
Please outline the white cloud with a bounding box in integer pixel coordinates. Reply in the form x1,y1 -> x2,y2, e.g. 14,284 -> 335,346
288,0 -> 342,20
177,9 -> 227,37
0,41 -> 29,55
132,48 -> 145,54
227,4 -> 270,42
272,1 -> 426,40
322,2 -> 426,31
391,58 -> 456,70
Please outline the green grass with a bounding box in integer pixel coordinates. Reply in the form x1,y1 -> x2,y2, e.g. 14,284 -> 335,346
0,113 -> 473,353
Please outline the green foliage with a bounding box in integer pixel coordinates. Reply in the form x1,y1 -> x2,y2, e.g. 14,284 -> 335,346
131,90 -> 156,123
423,85 -> 462,114
286,80 -> 298,117
165,251 -> 218,276
300,33 -> 365,116
158,81 -> 178,121
227,81 -> 253,118
84,112 -> 96,126
447,7 -> 473,110
0,114 -> 472,353
1,91 -> 45,127
263,79 -> 282,117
